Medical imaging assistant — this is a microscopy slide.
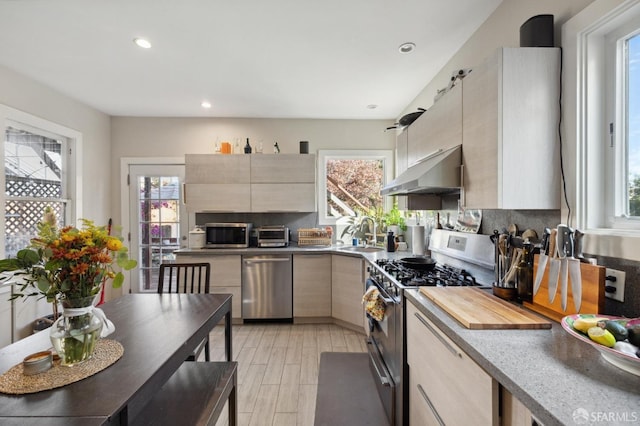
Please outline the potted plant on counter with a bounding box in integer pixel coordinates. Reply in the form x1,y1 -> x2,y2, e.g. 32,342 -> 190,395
383,202 -> 407,237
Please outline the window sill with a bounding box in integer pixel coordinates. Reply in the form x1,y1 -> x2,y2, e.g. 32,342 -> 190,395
582,228 -> 640,262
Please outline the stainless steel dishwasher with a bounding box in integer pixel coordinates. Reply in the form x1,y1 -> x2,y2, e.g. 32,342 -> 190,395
242,254 -> 293,319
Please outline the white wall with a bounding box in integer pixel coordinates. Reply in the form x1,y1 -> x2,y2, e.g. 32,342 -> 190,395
399,0 -> 595,118
110,115 -> 395,220
0,64 -> 112,223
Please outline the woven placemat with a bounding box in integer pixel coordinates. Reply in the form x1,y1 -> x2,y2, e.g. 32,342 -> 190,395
0,339 -> 124,395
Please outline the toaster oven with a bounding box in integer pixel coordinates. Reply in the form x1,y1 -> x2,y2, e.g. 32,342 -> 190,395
257,226 -> 289,248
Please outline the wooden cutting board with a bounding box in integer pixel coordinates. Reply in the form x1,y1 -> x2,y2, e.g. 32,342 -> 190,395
419,287 -> 551,329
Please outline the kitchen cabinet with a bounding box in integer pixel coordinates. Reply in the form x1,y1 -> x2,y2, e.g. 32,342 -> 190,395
250,154 -> 315,183
331,255 -> 365,332
293,254 -> 332,317
407,300 -> 498,425
251,183 -> 316,212
251,154 -> 316,212
395,129 -> 409,211
185,154 -> 316,212
501,387 -> 533,426
184,154 -> 251,212
176,253 -> 242,319
462,47 -> 560,209
406,82 -> 462,167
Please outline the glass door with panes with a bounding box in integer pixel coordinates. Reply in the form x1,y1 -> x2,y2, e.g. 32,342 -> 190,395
128,165 -> 186,293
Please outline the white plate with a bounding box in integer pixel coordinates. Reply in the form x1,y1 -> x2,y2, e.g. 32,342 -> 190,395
561,314 -> 640,376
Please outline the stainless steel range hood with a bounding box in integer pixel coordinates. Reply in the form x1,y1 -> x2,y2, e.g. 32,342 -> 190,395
381,144 -> 462,196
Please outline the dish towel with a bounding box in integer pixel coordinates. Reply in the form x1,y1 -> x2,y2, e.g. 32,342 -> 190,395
362,287 -> 386,321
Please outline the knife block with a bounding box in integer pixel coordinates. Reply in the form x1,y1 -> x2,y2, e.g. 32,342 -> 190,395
523,254 -> 606,322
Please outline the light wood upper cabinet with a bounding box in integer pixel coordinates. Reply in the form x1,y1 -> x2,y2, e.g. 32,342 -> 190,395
251,154 -> 315,183
184,183 -> 251,212
407,301 -> 498,425
293,254 -> 332,317
331,255 -> 364,332
251,183 -> 316,212
185,154 -> 250,183
250,154 -> 316,212
395,129 -> 409,211
462,47 -> 560,209
407,82 -> 462,167
184,154 -> 251,212
184,153 -> 317,212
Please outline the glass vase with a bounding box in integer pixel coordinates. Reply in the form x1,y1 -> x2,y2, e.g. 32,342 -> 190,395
50,296 -> 103,366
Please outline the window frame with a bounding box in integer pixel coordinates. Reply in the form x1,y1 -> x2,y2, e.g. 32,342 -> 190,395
0,104 -> 81,258
564,0 -> 640,261
317,149 -> 394,226
606,14 -> 640,227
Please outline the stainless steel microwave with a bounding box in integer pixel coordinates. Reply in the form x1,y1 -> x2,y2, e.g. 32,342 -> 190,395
205,223 -> 252,248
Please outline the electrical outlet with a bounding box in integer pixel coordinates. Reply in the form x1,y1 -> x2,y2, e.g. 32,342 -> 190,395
604,268 -> 626,302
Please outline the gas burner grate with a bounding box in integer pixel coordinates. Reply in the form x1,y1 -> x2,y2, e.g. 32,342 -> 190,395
375,259 -> 479,287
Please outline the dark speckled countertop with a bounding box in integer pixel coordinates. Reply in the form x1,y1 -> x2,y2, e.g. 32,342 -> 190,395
405,289 -> 640,426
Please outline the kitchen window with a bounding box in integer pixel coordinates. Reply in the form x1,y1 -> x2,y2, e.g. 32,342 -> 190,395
607,22 -> 640,225
0,106 -> 80,259
317,150 -> 393,226
565,0 -> 640,259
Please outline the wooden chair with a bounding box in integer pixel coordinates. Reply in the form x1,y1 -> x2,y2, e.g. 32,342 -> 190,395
158,262 -> 211,361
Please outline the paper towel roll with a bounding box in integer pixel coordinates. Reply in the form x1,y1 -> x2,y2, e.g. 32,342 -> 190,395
411,225 -> 425,255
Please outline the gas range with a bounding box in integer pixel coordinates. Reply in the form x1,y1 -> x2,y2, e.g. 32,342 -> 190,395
374,258 -> 480,287
364,229 -> 495,426
367,229 -> 495,299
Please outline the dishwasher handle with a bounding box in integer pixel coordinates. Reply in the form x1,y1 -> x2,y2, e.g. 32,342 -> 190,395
243,258 -> 291,264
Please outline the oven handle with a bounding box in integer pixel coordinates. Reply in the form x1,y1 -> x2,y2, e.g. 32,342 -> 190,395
414,312 -> 462,358
365,278 -> 396,305
366,339 -> 391,387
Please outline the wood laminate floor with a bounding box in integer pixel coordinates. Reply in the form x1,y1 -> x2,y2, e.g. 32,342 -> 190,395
209,322 -> 368,426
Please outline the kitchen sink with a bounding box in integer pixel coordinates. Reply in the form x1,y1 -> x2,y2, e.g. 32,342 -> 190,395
339,246 -> 384,253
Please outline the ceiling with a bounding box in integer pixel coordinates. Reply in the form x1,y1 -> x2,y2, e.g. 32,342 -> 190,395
0,0 -> 502,119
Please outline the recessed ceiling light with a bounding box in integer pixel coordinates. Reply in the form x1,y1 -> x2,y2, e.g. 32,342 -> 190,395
398,42 -> 416,54
133,38 -> 152,49
201,101 -> 212,109
366,104 -> 378,109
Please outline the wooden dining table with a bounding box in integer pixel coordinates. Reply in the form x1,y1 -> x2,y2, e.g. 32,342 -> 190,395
0,293 -> 233,425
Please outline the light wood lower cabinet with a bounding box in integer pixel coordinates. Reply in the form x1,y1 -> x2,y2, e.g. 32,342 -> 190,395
293,254 -> 332,317
331,255 -> 364,331
501,386 -> 533,426
175,254 -> 242,319
407,301 -> 498,425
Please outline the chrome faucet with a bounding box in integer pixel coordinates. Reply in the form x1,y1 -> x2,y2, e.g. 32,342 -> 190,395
360,216 -> 377,247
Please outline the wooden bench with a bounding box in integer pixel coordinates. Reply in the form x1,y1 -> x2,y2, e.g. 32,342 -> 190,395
132,361 -> 237,426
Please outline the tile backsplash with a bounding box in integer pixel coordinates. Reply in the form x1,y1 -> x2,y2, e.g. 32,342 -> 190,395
480,209 -> 639,317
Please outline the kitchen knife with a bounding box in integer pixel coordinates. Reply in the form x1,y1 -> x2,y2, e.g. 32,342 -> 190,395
547,228 -> 560,304
569,228 -> 583,311
557,224 -> 572,311
533,228 -> 550,296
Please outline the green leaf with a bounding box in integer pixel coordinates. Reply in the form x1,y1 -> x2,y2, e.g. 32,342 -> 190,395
36,276 -> 52,293
0,258 -> 21,272
112,272 -> 124,288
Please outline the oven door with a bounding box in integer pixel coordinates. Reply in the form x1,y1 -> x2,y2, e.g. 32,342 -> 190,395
365,278 -> 397,425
